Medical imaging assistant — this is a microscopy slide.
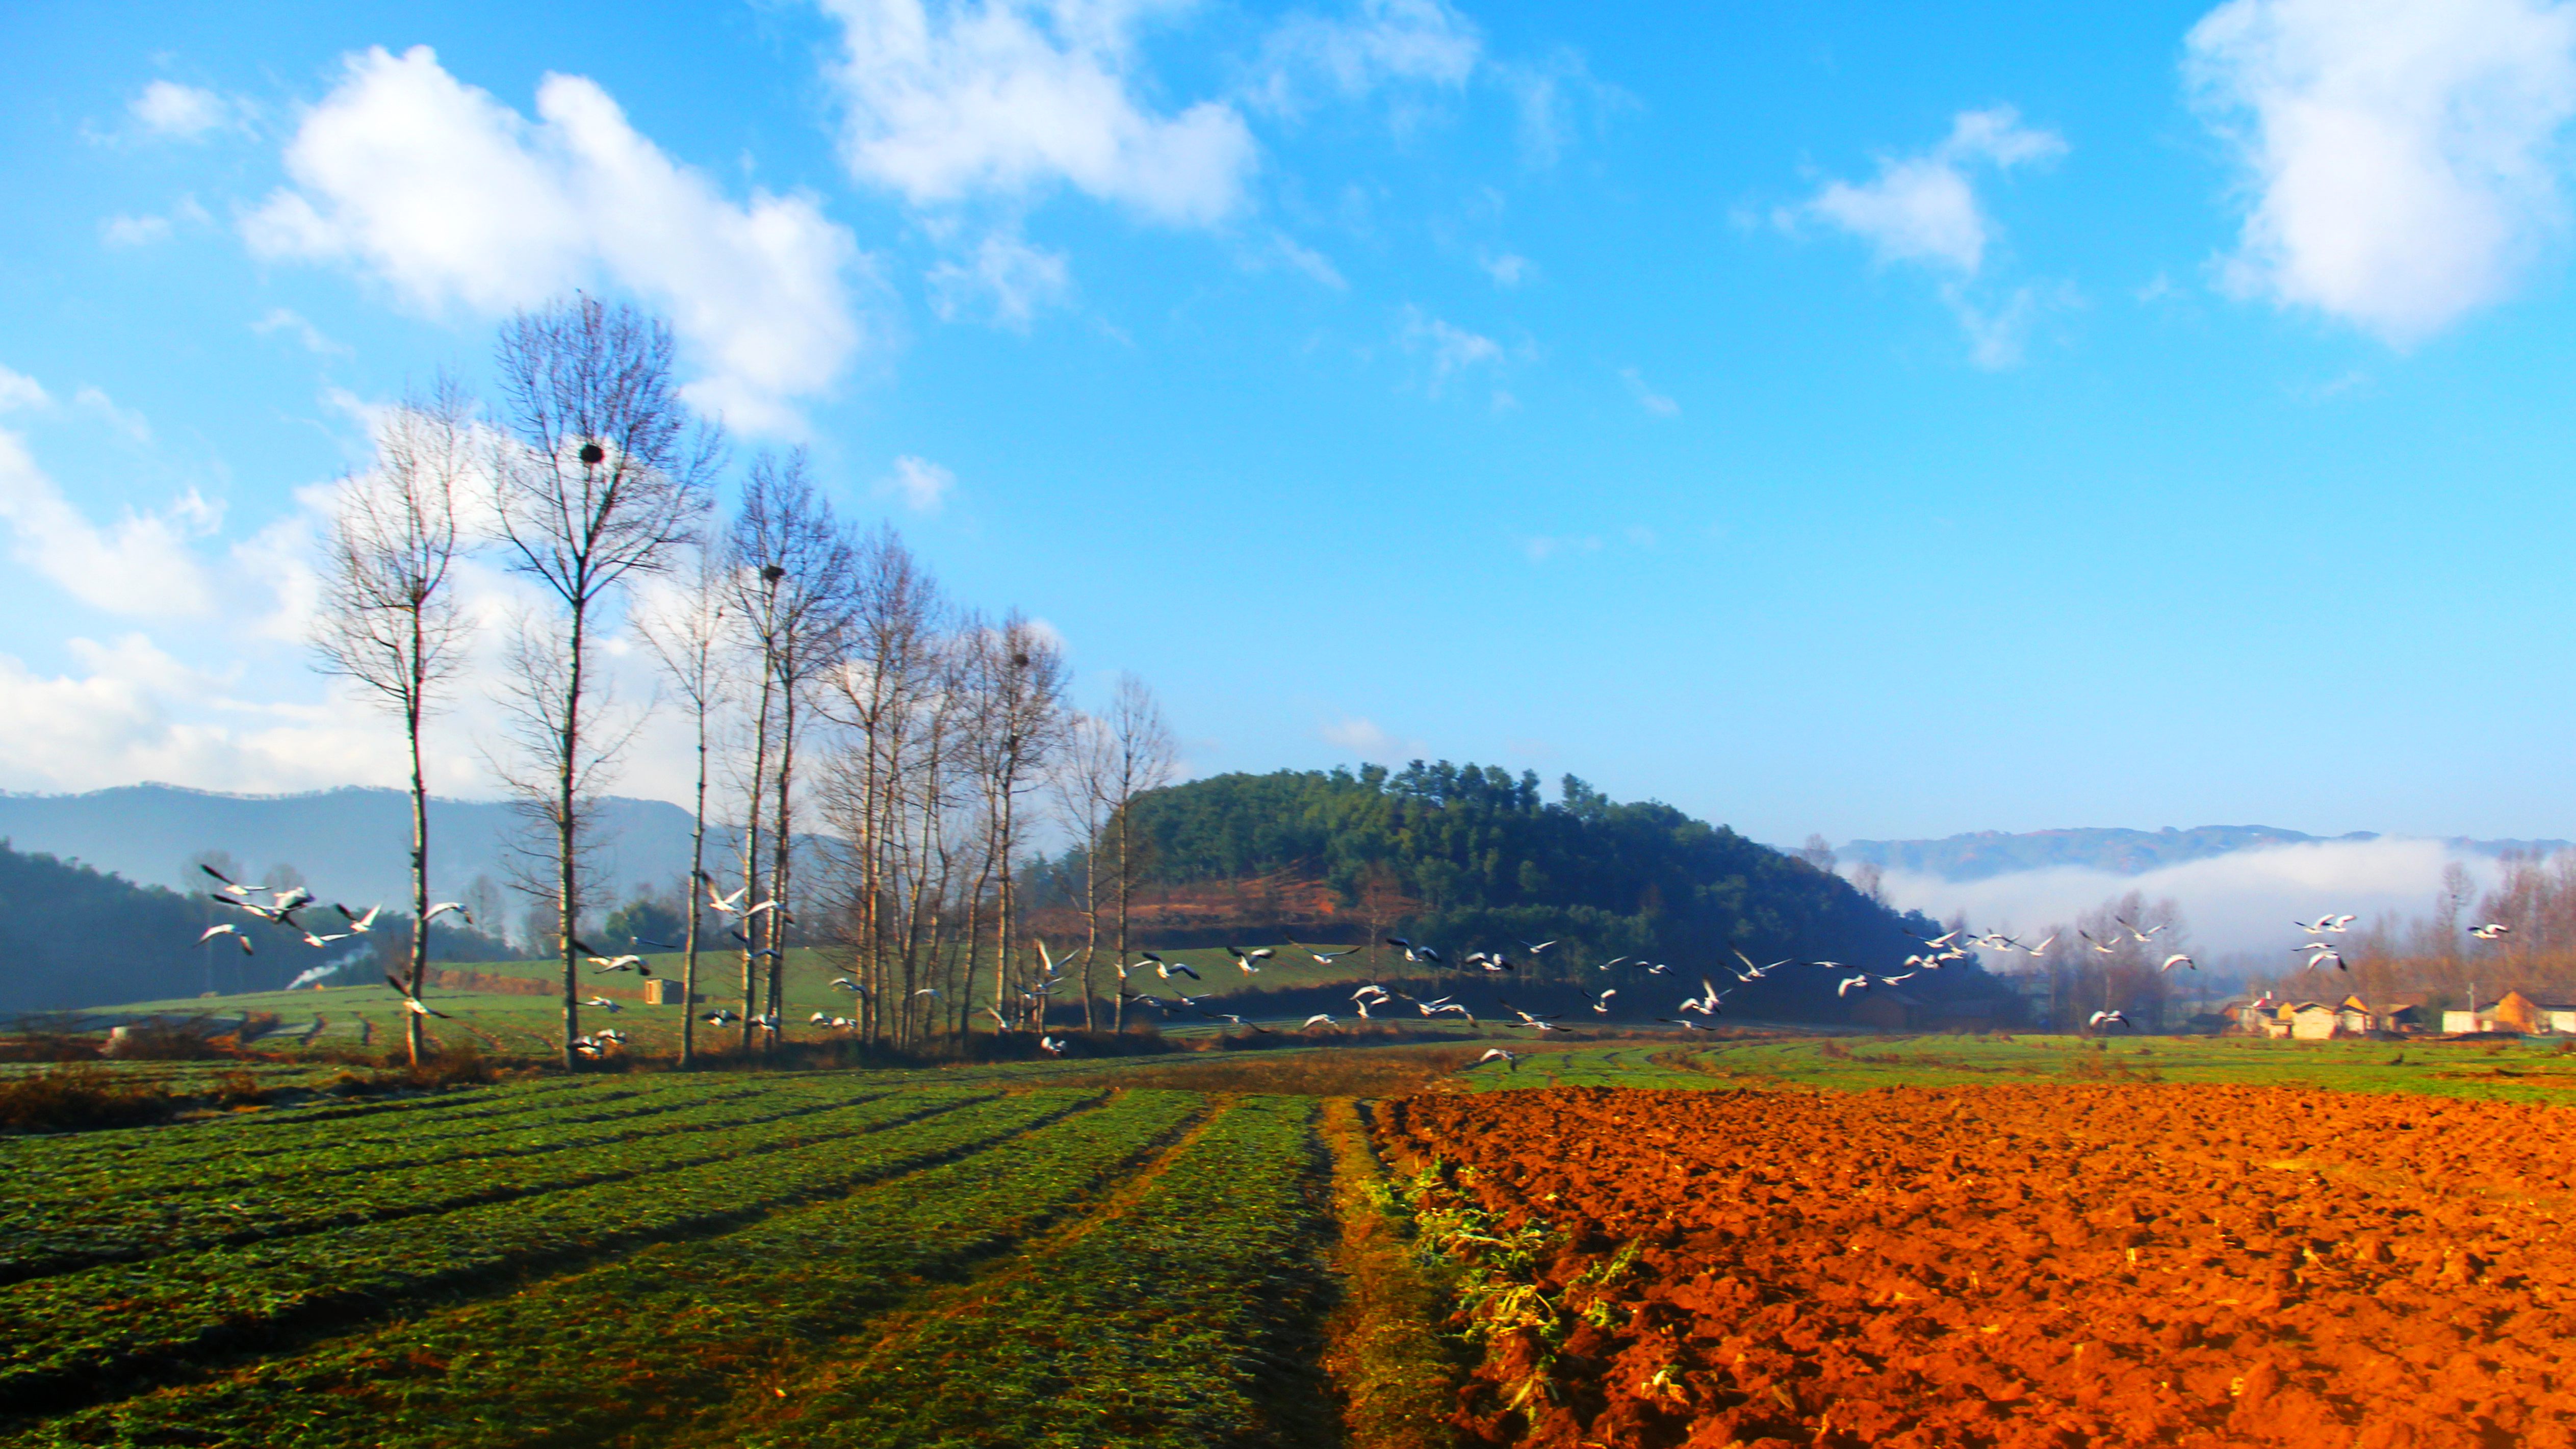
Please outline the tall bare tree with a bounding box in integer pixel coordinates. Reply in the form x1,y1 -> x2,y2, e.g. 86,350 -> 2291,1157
1100,675 -> 1176,1032
726,450 -> 858,1047
818,526 -> 944,1042
490,296 -> 718,1067
634,538 -> 729,1068
314,381 -> 472,1066
963,613 -> 1067,1029
1049,711 -> 1115,1030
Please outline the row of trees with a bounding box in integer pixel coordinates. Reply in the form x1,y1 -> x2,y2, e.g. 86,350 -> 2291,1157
2294,852 -> 2576,1008
315,295 -> 1174,1066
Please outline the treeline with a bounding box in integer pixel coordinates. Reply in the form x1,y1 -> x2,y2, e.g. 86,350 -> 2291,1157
1065,763 -> 2018,1019
2304,851 -> 2576,1010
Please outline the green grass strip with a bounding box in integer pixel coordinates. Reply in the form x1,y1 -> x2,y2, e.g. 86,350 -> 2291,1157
0,1081 -> 891,1286
0,1088 -> 1085,1416
756,1095 -> 1334,1449
8,1090 -> 1209,1448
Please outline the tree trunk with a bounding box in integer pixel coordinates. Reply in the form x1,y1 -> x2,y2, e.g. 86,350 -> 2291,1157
557,607 -> 586,1070
767,671 -> 797,1044
680,692 -> 710,1070
405,677 -> 430,1068
1113,808 -> 1131,1033
738,663 -> 775,1052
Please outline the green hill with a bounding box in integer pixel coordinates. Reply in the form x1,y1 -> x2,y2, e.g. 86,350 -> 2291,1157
1093,762 -> 2020,1022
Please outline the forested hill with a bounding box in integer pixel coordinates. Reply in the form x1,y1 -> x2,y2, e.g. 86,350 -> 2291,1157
0,841 -> 512,1013
1115,763 -> 2018,1021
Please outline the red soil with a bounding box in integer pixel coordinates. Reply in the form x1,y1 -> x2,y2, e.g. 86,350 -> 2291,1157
1378,1083 -> 2576,1448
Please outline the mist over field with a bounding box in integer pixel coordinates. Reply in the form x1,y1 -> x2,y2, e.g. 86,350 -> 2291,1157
1860,836 -> 2500,966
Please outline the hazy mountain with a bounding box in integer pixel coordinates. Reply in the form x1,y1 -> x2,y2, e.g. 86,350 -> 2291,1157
1839,825 -> 2573,882
0,784 -> 708,923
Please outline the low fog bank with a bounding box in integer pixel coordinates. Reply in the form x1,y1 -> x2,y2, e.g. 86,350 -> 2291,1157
1863,837 -> 2500,965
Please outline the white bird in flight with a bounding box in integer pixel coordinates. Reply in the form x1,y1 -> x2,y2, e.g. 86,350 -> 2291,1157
336,904 -> 382,933
2160,953 -> 2197,973
1302,1013 -> 1336,1029
198,923 -> 254,955
2470,922 -> 2511,941
1473,1048 -> 1519,1072
2090,1010 -> 2129,1030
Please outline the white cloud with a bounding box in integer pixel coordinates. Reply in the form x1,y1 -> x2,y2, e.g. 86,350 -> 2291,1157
878,454 -> 957,513
1396,304 -> 1508,397
814,0 -> 1258,227
2185,0 -> 2576,344
1321,714 -> 1422,761
0,367 -> 49,413
0,424 -> 216,616
130,81 -> 230,141
101,214 -> 172,247
74,386 -> 154,446
1251,0 -> 1481,117
244,45 -> 870,432
1523,534 -> 1602,563
1493,48 -> 1628,168
250,307 -> 352,357
1265,231 -> 1348,289
928,231 -> 1072,326
1618,365 -> 1678,416
1478,250 -> 1532,287
1789,106 -> 2066,274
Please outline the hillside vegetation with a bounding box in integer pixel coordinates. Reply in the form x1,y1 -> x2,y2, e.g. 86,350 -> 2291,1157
0,842 -> 511,1014
1100,763 -> 2017,1020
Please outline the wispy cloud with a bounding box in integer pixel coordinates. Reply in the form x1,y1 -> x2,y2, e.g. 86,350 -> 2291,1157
129,81 -> 233,141
1618,366 -> 1678,416
928,231 -> 1071,328
877,454 -> 956,514
1321,714 -> 1424,761
1781,106 -> 2070,367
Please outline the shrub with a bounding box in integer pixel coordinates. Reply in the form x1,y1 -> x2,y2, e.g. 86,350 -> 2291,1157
0,1064 -> 176,1132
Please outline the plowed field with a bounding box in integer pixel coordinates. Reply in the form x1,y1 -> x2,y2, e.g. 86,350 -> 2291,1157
1381,1083 -> 2576,1449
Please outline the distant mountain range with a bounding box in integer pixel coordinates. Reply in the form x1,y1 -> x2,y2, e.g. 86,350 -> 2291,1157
0,784 -> 707,923
1838,825 -> 2574,883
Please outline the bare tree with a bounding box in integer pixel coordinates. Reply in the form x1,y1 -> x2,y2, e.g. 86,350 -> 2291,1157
634,538 -> 729,1067
818,526 -> 946,1043
313,381 -> 472,1066
1100,675 -> 1176,1031
490,296 -> 718,1067
1049,711 -> 1114,1030
960,613 -> 1067,1030
726,450 -> 859,1047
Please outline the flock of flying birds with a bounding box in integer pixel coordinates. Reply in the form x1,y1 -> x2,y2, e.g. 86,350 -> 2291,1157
189,858 -> 2529,1060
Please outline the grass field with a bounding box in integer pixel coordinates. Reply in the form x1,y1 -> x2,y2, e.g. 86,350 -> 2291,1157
7,1026 -> 2576,1446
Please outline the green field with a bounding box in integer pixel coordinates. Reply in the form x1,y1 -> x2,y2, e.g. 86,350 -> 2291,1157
7,1026 -> 2576,1446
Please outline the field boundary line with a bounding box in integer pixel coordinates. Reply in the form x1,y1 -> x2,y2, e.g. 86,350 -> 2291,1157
1317,1096 -> 1466,1449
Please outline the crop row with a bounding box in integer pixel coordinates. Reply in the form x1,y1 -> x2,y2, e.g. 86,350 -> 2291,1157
0,1086 -> 1093,1414
9,1089 -> 1211,1447
0,1083 -> 903,1286
3,1074 -> 702,1175
4,1079 -> 785,1208
751,1094 -> 1334,1448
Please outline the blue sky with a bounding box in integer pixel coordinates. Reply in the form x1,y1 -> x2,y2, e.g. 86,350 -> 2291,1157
5,0 -> 2576,848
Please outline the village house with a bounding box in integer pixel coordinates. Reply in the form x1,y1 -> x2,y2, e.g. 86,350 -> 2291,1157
2286,1001 -> 2338,1040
